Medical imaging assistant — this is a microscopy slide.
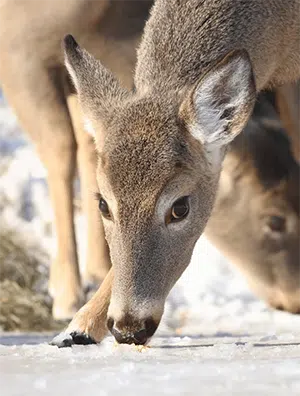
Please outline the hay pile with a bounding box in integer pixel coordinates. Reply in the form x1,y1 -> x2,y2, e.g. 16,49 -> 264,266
0,226 -> 63,332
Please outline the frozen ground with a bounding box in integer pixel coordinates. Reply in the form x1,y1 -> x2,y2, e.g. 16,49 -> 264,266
1,333 -> 300,395
1,92 -> 300,395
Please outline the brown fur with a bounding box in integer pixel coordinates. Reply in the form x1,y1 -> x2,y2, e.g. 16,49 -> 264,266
205,92 -> 300,313
61,0 -> 299,344
55,88 -> 299,345
275,81 -> 300,162
0,0 -> 153,319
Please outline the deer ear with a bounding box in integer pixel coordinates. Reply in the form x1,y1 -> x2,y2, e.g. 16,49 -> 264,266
180,50 -> 256,168
63,35 -> 129,142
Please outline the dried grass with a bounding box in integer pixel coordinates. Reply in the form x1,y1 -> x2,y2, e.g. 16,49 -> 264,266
0,226 -> 64,331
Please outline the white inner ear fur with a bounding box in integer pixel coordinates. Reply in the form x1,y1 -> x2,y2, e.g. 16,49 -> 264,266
196,58 -> 251,144
190,56 -> 252,171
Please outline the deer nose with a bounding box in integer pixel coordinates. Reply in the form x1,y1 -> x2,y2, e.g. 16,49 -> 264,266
107,316 -> 158,345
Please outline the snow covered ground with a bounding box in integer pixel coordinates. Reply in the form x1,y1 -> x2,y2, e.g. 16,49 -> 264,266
1,92 -> 300,395
1,333 -> 300,395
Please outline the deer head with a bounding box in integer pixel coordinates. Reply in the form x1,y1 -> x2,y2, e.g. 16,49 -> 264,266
206,95 -> 300,314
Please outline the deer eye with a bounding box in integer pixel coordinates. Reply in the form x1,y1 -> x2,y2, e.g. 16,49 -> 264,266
170,196 -> 189,222
266,215 -> 286,233
98,197 -> 111,219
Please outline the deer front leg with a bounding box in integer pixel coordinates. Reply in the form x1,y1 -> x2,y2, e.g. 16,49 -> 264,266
46,150 -> 84,320
51,267 -> 113,347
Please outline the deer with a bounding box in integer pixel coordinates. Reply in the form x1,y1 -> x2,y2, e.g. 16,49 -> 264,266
50,87 -> 300,347
0,0 -> 154,320
205,91 -> 300,314
49,0 -> 300,346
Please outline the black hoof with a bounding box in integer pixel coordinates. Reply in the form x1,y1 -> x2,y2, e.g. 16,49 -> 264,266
70,331 -> 97,345
50,331 -> 97,348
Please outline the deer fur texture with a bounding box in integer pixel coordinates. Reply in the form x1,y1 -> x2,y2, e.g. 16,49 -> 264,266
60,0 -> 299,345
206,92 -> 300,314
52,89 -> 299,347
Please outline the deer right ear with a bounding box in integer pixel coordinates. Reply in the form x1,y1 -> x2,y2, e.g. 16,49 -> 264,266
180,50 -> 256,169
63,35 -> 129,144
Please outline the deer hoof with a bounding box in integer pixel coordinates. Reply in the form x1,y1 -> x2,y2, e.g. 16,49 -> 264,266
50,331 -> 97,348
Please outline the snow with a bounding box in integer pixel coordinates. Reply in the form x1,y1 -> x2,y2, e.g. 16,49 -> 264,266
1,91 -> 300,395
1,334 -> 300,395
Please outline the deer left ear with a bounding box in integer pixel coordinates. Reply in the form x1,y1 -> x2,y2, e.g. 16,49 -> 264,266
180,50 -> 256,167
63,35 -> 128,112
63,34 -> 130,150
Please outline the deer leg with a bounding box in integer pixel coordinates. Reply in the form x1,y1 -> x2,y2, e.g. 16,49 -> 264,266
0,66 -> 83,320
66,93 -> 111,293
45,139 -> 84,320
50,267 -> 113,347
275,81 -> 300,163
